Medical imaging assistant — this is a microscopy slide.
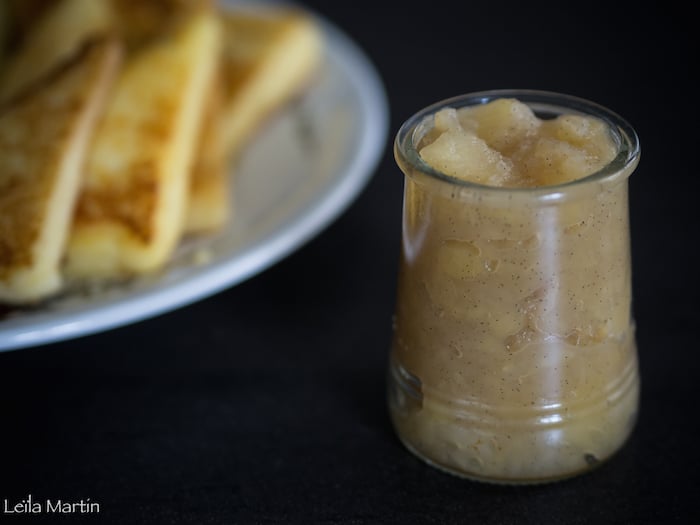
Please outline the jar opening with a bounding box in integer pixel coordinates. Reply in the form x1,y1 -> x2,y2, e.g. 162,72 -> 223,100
395,90 -> 640,202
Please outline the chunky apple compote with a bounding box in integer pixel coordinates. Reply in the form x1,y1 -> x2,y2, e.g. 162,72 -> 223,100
389,93 -> 640,483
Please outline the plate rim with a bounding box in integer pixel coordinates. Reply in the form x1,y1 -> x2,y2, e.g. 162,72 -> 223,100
0,7 -> 389,352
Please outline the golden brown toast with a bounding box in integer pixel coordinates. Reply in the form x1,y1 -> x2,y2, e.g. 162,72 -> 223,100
184,71 -> 229,234
218,7 -> 324,155
0,0 -> 211,97
182,6 -> 324,234
109,0 -> 213,50
64,8 -> 223,279
0,39 -> 122,303
0,1 -> 324,295
0,0 -> 116,105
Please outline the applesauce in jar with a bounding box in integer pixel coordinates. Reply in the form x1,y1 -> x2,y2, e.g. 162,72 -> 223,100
388,90 -> 640,484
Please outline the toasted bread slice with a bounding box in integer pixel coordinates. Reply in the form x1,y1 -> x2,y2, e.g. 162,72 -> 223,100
64,8 -> 223,279
182,6 -> 324,234
184,71 -> 229,233
0,0 -> 116,105
218,7 -> 324,156
0,39 -> 122,304
110,0 -> 213,50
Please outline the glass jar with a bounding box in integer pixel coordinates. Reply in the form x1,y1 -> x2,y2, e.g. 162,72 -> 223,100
387,90 -> 641,484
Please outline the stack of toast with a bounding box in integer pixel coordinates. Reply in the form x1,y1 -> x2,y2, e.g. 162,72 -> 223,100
0,0 -> 323,304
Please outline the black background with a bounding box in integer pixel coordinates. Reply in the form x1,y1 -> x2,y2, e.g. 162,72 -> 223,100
0,1 -> 697,524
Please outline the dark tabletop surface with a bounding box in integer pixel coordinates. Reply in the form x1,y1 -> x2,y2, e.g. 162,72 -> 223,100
0,1 -> 697,524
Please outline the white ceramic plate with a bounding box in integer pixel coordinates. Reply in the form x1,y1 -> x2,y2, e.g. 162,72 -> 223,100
0,3 -> 389,352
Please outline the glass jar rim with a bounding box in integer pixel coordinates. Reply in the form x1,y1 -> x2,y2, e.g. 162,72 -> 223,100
394,89 -> 641,201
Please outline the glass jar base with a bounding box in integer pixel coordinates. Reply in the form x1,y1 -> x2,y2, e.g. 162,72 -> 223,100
387,357 -> 639,484
393,428 -> 609,486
